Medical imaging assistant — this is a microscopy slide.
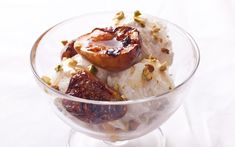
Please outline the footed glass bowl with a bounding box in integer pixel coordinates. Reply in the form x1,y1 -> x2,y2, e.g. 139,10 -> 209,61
30,12 -> 200,147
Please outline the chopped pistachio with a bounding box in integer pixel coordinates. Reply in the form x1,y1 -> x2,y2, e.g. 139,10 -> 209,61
152,33 -> 157,40
113,91 -> 124,101
88,65 -> 98,75
113,91 -> 121,100
142,64 -> 155,81
61,40 -> 68,46
121,95 -> 127,100
134,10 -> 141,17
114,11 -> 125,20
134,17 -> 145,27
159,62 -> 167,71
74,66 -> 83,73
51,85 -> 59,90
68,59 -> 78,67
143,72 -> 151,81
150,58 -> 157,62
153,33 -> 160,39
151,25 -> 161,34
74,41 -> 82,50
151,24 -> 161,41
114,83 -> 119,92
113,11 -> 125,25
153,34 -> 163,43
161,48 -> 170,54
55,65 -> 63,72
147,55 -> 157,62
41,76 -> 51,85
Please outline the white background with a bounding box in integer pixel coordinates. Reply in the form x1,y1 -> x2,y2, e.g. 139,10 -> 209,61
0,0 -> 235,147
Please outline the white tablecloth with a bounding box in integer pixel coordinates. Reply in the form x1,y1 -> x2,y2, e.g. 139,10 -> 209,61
0,0 -> 234,146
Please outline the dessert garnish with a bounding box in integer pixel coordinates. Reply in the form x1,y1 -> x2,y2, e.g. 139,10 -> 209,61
62,68 -> 127,124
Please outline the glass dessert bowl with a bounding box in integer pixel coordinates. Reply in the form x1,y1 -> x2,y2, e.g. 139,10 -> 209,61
30,11 -> 200,147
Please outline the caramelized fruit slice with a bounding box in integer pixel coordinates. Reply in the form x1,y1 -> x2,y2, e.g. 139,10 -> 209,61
62,68 -> 127,124
74,26 -> 141,71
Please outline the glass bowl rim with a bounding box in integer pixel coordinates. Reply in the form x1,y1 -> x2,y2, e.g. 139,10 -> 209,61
30,11 -> 200,105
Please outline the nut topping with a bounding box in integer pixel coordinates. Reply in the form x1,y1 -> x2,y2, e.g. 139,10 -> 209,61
55,65 -> 63,72
151,25 -> 161,34
161,48 -> 170,54
61,40 -> 68,46
134,17 -> 145,27
113,11 -> 125,25
41,76 -> 51,85
68,59 -> 78,67
153,34 -> 163,43
134,10 -> 142,17
114,11 -> 125,20
87,65 -> 98,75
159,62 -> 167,71
142,64 -> 155,81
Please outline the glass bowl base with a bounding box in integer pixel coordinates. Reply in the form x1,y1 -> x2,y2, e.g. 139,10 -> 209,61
67,128 -> 165,147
